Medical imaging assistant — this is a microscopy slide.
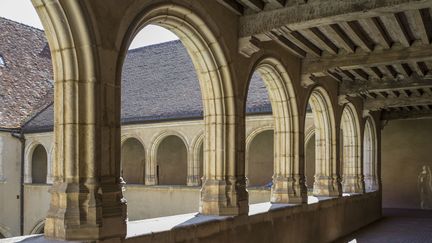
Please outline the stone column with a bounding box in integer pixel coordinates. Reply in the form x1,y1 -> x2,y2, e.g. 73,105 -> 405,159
310,87 -> 342,197
187,149 -> 198,186
271,128 -> 308,204
145,154 -> 157,185
46,148 -> 53,184
340,104 -> 365,194
33,0 -> 126,240
200,109 -> 248,216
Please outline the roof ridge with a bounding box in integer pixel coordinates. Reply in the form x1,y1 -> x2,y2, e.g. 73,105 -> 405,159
127,39 -> 181,52
0,16 -> 44,33
21,101 -> 53,129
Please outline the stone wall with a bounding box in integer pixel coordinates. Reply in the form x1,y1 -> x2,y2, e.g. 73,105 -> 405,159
125,192 -> 381,243
382,118 -> 432,209
0,132 -> 21,237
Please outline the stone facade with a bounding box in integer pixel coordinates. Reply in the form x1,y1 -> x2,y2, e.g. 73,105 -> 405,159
3,0 -> 432,241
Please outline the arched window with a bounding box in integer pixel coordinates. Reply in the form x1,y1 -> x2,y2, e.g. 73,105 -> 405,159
245,58 -> 302,204
364,118 -> 378,191
31,145 -> 47,184
157,135 -> 187,185
247,130 -> 274,187
307,87 -> 340,197
305,131 -> 316,190
198,142 -> 204,186
30,220 -> 45,234
121,138 -> 145,184
340,104 -> 363,193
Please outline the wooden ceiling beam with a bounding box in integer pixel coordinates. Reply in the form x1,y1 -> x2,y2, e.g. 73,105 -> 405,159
217,0 -> 244,15
411,8 -> 432,45
306,27 -> 339,55
364,92 -> 432,110
381,13 -> 413,47
239,0 -> 432,37
339,77 -> 432,96
268,31 -> 307,57
408,61 -> 425,77
302,42 -> 432,75
281,27 -> 322,57
320,24 -> 356,53
238,0 -> 265,12
382,108 -> 432,120
339,21 -> 375,52
266,0 -> 286,8
359,17 -> 393,49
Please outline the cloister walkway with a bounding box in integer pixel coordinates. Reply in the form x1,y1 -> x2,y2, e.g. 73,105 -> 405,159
335,209 -> 432,243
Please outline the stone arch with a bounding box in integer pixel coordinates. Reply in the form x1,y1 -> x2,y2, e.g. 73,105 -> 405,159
30,220 -> 45,234
24,141 -> 40,184
32,144 -> 48,184
245,127 -> 274,187
118,3 -> 244,214
25,142 -> 48,184
189,132 -> 205,186
305,128 -> 315,146
304,128 -> 316,189
150,131 -> 189,185
32,0 -> 127,239
307,86 -> 341,197
340,103 -> 364,193
120,137 -> 146,184
364,116 -> 379,191
0,225 -> 13,238
246,57 -> 305,203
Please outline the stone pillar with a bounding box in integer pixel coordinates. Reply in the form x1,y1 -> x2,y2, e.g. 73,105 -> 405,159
200,113 -> 248,216
46,149 -> 53,184
145,156 -> 157,185
341,104 -> 365,194
312,132 -> 342,197
364,117 -> 379,192
33,0 -> 126,240
187,149 -> 198,186
271,129 -> 308,204
310,87 -> 342,197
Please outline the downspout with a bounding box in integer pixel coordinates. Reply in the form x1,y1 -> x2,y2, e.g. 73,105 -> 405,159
11,130 -> 25,236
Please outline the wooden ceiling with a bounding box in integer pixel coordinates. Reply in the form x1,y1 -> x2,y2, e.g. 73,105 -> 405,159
218,0 -> 432,119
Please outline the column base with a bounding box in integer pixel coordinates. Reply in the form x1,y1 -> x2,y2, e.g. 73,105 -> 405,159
313,175 -> 342,197
271,175 -> 307,204
145,175 -> 157,185
44,181 -> 126,241
342,175 -> 365,194
187,175 -> 201,186
364,176 -> 380,191
199,177 -> 248,215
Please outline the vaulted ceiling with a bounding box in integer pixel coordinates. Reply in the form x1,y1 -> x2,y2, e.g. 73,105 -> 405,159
218,0 -> 432,120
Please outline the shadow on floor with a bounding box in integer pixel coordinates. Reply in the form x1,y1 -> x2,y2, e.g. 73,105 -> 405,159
334,208 -> 432,243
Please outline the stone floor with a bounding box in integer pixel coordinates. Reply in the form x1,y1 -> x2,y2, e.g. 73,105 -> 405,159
335,208 -> 432,243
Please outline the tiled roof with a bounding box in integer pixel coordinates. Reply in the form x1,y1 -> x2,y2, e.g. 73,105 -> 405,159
23,40 -> 271,133
0,17 -> 53,129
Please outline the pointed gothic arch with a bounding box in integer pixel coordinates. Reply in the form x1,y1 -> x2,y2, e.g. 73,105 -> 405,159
340,103 -> 364,193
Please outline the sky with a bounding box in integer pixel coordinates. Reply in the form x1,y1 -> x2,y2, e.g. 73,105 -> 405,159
0,0 -> 179,49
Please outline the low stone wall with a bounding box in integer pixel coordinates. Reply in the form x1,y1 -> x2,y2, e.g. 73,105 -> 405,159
124,185 -> 271,220
22,184 -> 272,231
125,192 -> 381,243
